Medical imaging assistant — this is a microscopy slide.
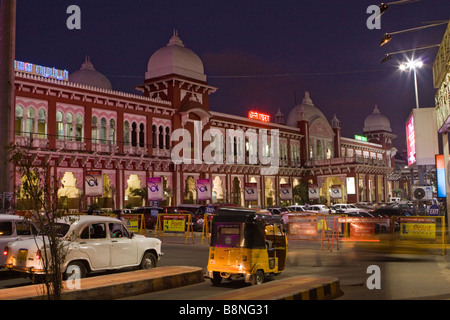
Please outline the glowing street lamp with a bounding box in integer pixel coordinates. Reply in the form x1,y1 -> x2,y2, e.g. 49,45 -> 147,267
399,58 -> 423,108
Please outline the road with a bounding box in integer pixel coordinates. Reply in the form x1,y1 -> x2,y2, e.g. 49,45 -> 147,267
1,236 -> 450,300
122,237 -> 450,300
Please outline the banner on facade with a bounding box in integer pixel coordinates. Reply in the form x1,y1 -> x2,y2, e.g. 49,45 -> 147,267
85,170 -> 103,197
197,179 -> 211,200
244,182 -> 258,201
280,183 -> 292,200
331,185 -> 342,199
308,184 -> 319,199
147,177 -> 164,201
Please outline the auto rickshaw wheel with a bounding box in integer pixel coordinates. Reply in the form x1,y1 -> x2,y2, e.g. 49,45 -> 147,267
211,272 -> 222,286
252,270 -> 265,285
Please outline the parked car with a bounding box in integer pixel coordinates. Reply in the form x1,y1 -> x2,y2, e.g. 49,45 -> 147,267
112,209 -> 132,215
287,205 -> 306,212
132,206 -> 164,229
309,204 -> 335,214
3,215 -> 163,279
0,215 -> 36,267
332,203 -> 363,213
266,207 -> 289,215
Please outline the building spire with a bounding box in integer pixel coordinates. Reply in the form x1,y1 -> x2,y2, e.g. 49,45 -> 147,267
168,29 -> 184,47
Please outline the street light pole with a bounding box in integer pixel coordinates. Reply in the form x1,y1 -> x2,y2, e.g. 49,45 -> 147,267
413,67 -> 419,108
399,59 -> 423,108
400,58 -> 424,186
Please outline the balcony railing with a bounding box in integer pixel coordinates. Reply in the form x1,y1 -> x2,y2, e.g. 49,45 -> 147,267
14,131 -> 306,167
306,156 -> 385,167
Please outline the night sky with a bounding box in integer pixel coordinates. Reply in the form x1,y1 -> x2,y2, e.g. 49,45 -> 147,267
14,0 -> 450,151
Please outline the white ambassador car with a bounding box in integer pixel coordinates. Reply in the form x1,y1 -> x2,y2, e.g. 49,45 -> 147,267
0,214 -> 36,267
3,215 -> 162,278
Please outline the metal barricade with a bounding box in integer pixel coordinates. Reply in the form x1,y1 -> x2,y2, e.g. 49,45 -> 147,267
391,216 -> 446,256
154,213 -> 194,244
201,213 -> 214,244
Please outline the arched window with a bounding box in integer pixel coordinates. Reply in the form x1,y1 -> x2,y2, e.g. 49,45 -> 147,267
76,114 -> 83,142
131,122 -> 137,147
139,123 -> 145,148
65,113 -> 73,141
15,106 -> 24,135
37,109 -> 47,139
109,119 -> 116,144
152,125 -> 157,148
158,125 -> 164,149
100,117 -> 107,143
57,111 -> 64,140
91,117 -> 98,143
165,127 -> 170,150
317,140 -> 323,160
26,108 -> 35,137
124,121 -> 130,146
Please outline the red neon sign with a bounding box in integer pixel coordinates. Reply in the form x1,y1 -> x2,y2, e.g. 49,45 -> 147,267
248,111 -> 270,122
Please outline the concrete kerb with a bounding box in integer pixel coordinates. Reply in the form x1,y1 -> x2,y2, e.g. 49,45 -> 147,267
0,266 -> 204,300
207,276 -> 342,300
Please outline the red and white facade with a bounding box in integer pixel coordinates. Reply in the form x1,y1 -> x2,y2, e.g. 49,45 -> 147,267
12,32 -> 399,211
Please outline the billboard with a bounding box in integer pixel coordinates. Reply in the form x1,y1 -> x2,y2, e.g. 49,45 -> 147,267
244,183 -> 258,201
85,170 -> 103,197
308,184 -> 320,199
196,179 -> 211,200
147,177 -> 164,201
280,183 -> 292,200
406,115 -> 416,166
436,155 -> 446,198
406,108 -> 439,166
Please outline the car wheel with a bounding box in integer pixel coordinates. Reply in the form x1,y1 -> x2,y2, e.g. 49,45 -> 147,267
64,261 -> 87,280
210,272 -> 222,286
140,252 -> 157,270
252,270 -> 265,285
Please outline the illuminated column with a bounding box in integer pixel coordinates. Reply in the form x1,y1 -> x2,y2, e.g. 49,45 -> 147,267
0,0 -> 16,194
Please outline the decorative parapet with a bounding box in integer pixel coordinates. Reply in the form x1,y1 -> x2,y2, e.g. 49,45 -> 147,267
14,71 -> 172,106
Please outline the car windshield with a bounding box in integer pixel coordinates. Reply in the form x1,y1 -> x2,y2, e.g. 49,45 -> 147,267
39,223 -> 71,237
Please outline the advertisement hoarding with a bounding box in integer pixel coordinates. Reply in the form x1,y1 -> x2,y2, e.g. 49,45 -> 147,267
280,183 -> 292,200
196,179 -> 211,200
85,170 -> 103,197
244,183 -> 258,201
406,108 -> 439,166
147,177 -> 164,201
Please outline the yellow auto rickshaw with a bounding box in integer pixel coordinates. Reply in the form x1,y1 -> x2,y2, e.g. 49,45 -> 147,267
206,207 -> 287,285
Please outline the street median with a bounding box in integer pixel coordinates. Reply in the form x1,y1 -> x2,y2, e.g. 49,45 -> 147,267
0,266 -> 204,300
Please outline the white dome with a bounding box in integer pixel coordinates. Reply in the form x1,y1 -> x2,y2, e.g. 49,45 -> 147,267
69,57 -> 112,90
145,31 -> 206,82
286,91 -> 328,127
363,105 -> 392,133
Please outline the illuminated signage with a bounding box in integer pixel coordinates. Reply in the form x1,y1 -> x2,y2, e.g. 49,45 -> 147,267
14,60 -> 69,81
248,111 -> 270,122
354,135 -> 368,142
436,154 -> 446,198
406,115 -> 416,166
